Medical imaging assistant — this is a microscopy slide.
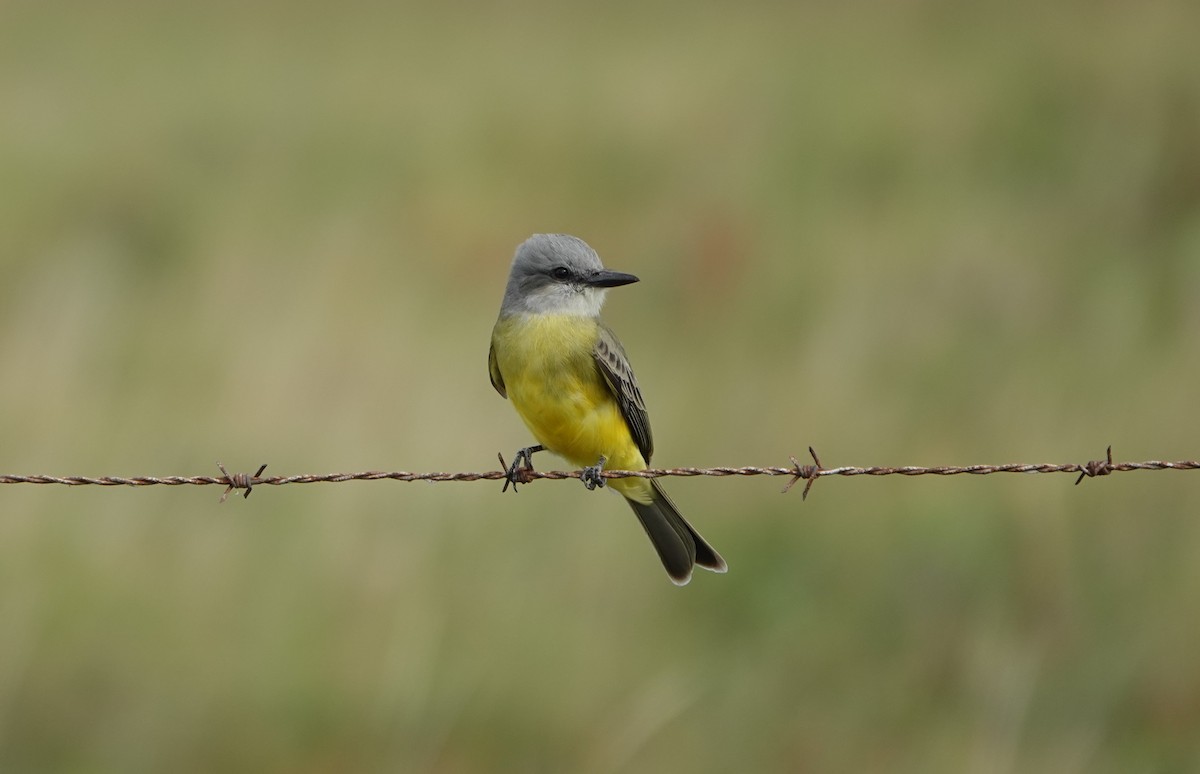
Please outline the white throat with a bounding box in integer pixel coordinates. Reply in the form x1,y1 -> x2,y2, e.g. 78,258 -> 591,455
513,285 -> 605,317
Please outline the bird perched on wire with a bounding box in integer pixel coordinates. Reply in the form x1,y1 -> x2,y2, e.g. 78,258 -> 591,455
488,234 -> 726,584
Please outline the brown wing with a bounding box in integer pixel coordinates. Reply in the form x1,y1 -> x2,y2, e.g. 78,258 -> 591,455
488,341 -> 507,398
593,322 -> 654,462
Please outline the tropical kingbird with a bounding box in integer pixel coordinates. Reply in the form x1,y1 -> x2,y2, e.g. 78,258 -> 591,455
488,234 -> 726,585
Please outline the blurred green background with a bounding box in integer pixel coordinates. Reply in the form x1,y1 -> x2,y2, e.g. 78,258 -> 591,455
2,0 -> 1199,771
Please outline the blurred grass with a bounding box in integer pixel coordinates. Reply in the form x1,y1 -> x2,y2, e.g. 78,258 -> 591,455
2,0 -> 1200,771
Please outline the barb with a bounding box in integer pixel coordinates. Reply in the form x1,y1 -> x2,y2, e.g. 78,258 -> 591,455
218,462 -> 268,502
2,446 -> 1198,501
781,447 -> 824,500
1075,445 -> 1114,485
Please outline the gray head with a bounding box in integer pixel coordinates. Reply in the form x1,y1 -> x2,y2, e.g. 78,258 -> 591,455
499,234 -> 639,317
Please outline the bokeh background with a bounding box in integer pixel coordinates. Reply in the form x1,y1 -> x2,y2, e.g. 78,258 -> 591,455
2,1 -> 1199,771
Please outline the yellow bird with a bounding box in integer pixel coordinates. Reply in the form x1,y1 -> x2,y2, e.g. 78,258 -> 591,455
489,234 -> 726,584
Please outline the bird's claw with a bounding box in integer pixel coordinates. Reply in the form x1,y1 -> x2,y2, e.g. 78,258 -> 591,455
502,445 -> 543,492
581,456 -> 607,491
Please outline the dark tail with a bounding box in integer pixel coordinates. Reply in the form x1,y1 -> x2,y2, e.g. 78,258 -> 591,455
624,479 -> 727,585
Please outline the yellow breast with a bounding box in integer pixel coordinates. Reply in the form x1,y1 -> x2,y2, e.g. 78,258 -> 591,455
491,314 -> 646,473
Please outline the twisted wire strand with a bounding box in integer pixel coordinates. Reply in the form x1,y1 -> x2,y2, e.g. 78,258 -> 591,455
2,446 -> 1196,502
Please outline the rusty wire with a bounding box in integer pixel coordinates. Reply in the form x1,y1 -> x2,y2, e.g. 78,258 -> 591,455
1,446 -> 1197,502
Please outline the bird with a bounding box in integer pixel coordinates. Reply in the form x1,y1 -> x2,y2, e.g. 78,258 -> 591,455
488,234 -> 726,584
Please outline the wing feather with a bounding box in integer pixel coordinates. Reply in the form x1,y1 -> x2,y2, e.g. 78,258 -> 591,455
593,323 -> 654,462
488,341 -> 507,398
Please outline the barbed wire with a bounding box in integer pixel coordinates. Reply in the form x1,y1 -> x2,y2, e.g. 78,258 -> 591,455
2,446 -> 1197,502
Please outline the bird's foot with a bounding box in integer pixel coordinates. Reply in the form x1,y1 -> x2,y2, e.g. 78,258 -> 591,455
501,444 -> 545,493
581,456 -> 607,491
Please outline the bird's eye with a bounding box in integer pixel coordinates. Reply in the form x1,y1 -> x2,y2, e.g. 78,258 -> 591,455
551,266 -> 571,280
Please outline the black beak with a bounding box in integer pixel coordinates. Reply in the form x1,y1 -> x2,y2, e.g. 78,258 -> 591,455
586,269 -> 640,288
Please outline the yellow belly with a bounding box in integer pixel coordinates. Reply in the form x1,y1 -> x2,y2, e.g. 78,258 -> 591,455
491,314 -> 648,481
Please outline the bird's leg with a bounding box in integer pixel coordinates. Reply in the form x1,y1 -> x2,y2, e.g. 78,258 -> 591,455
502,444 -> 545,493
581,455 -> 608,491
